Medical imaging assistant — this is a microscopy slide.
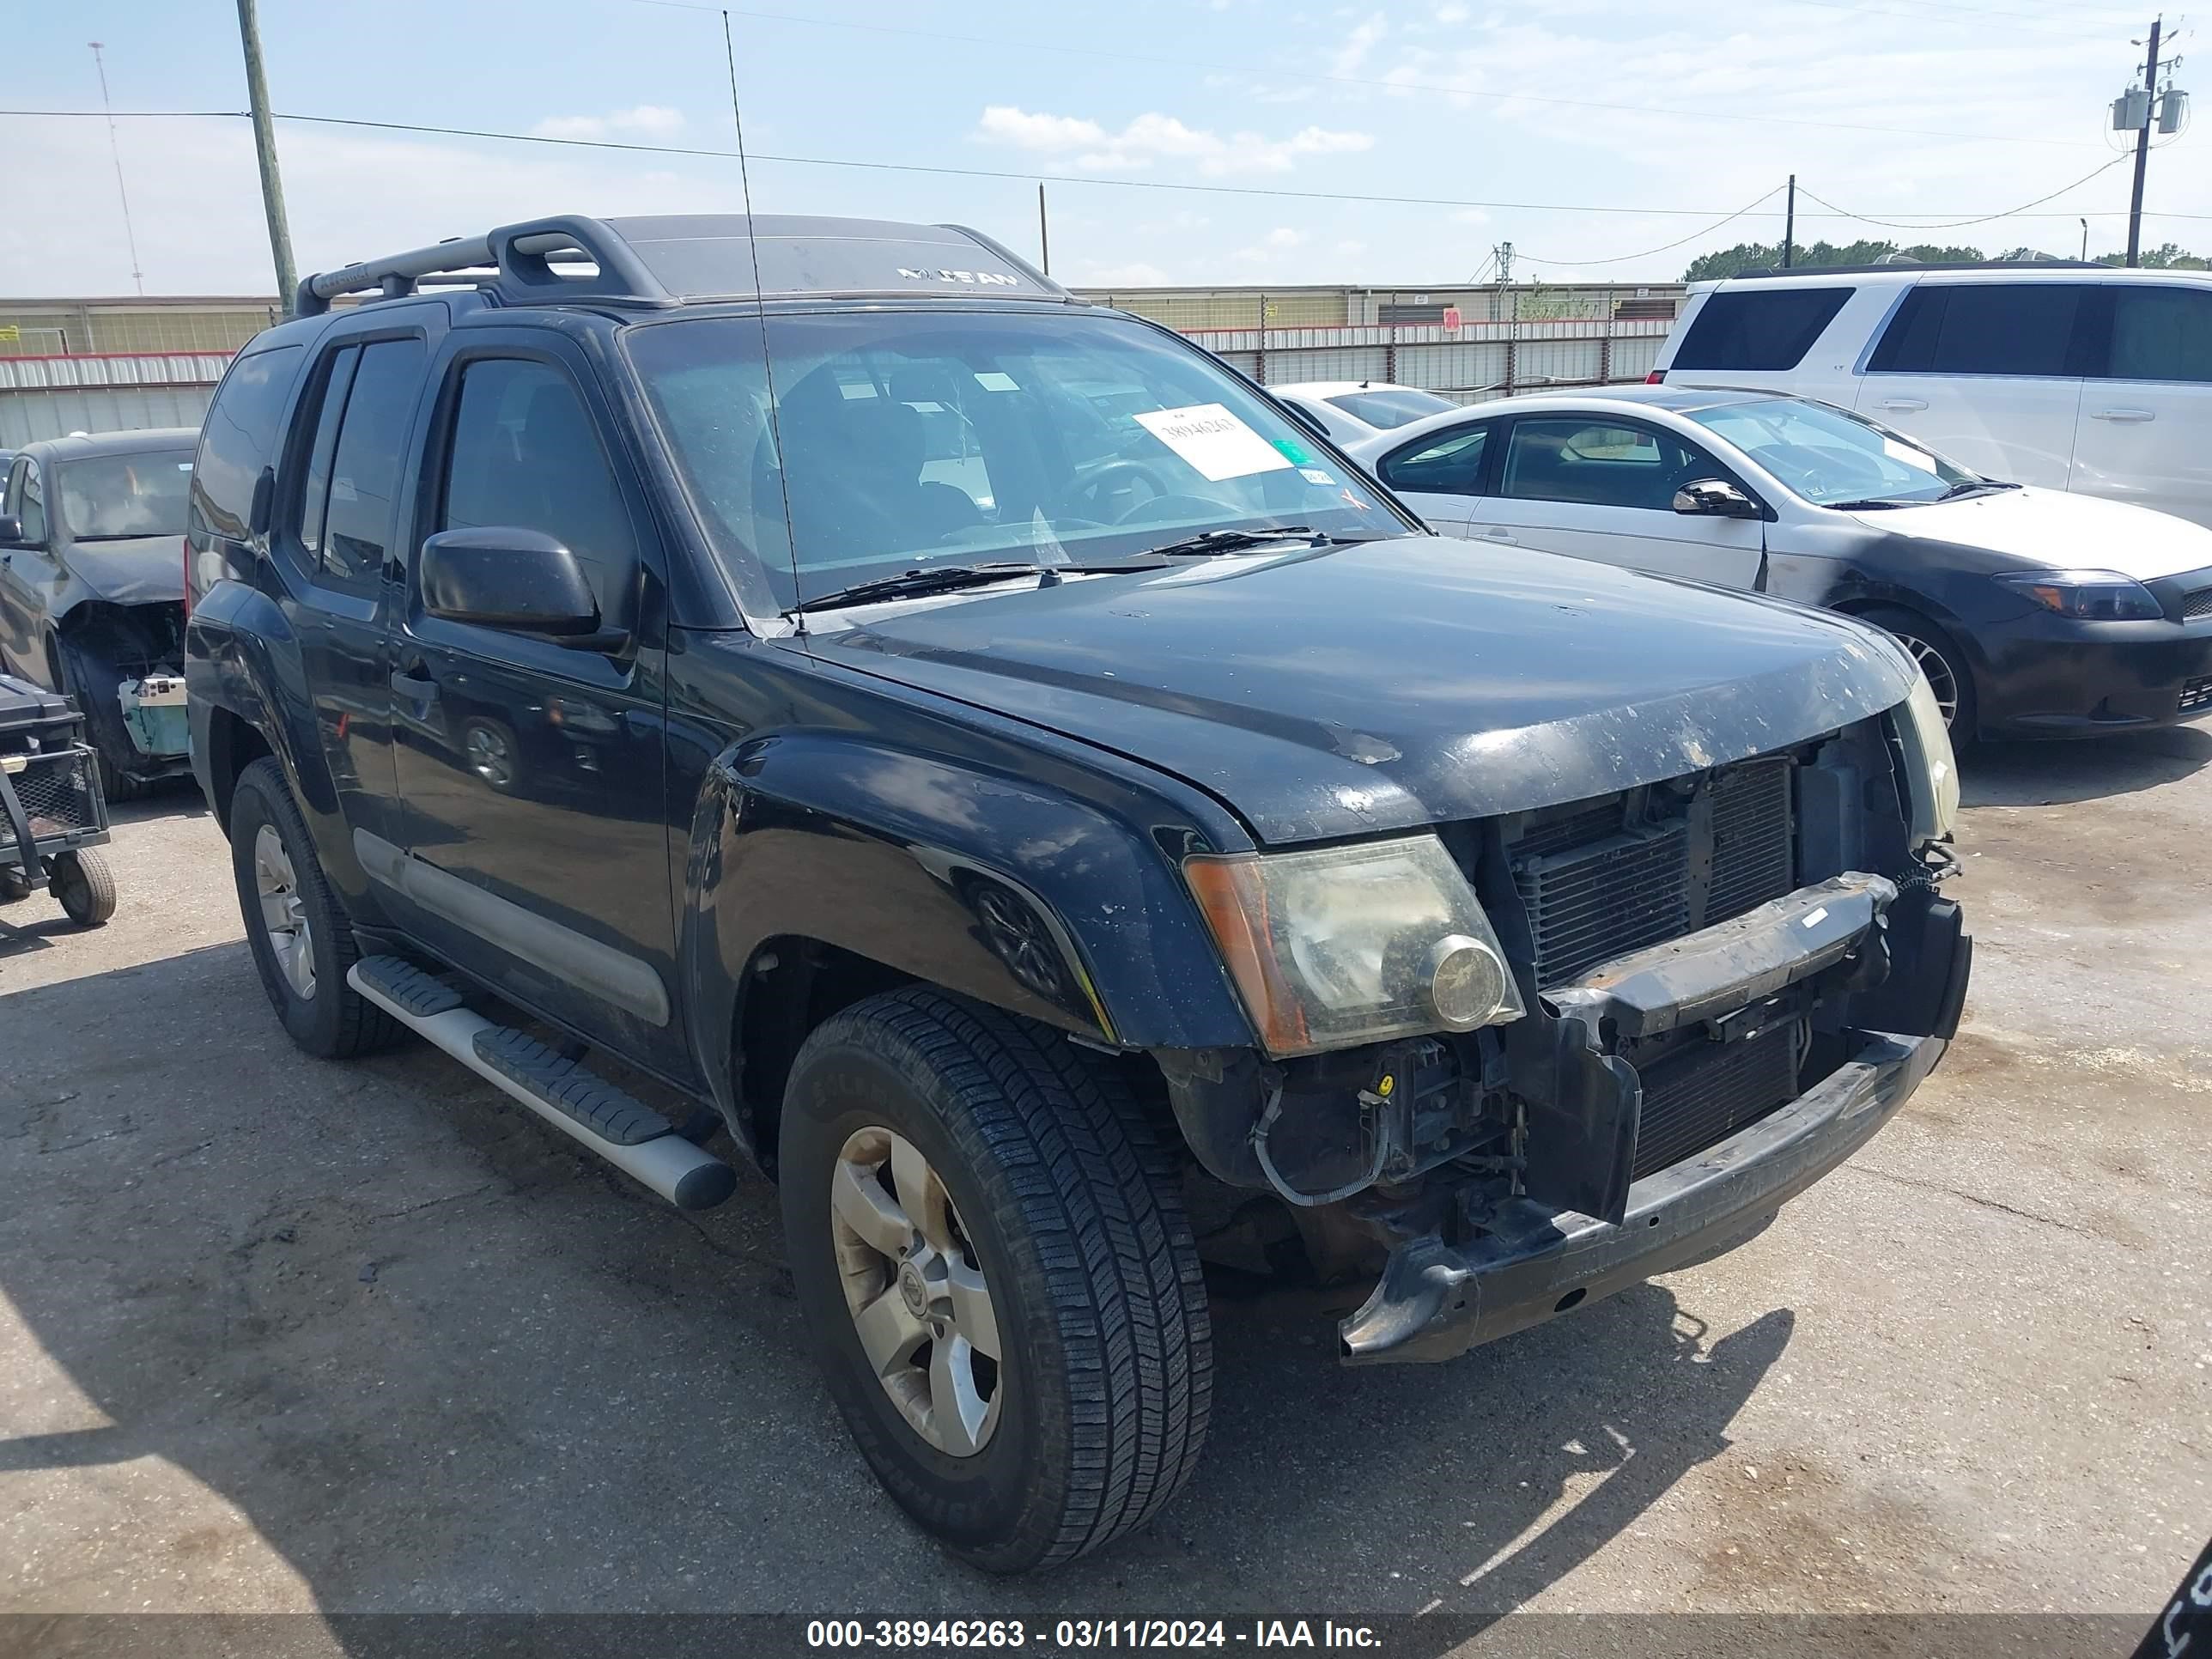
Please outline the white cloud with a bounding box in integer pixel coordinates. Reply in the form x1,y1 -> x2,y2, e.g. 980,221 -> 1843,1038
1451,207 -> 1492,226
1333,13 -> 1389,75
529,105 -> 685,142
975,106 -> 1372,176
1232,226 -> 1310,263
1434,3 -> 1469,21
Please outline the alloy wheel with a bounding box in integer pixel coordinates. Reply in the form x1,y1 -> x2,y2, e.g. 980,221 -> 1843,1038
1893,631 -> 1961,728
465,723 -> 515,790
829,1126 -> 1001,1456
252,823 -> 316,1000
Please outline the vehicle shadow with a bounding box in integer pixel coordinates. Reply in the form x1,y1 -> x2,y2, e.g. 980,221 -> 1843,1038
106,777 -> 211,826
1961,724 -> 2211,807
1,941 -> 1789,1635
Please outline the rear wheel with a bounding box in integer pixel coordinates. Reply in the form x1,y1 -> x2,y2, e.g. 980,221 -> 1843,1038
1861,605 -> 1977,744
228,757 -> 397,1058
780,989 -> 1212,1572
51,848 -> 117,927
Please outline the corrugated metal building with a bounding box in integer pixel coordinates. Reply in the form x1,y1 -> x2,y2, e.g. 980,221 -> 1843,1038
0,297 -> 276,447
1072,281 -> 1689,402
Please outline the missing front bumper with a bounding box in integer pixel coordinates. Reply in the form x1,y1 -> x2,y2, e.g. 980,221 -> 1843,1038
1339,1029 -> 1946,1364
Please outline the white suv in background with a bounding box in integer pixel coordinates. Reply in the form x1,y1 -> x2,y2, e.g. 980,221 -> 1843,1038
1649,264 -> 2212,527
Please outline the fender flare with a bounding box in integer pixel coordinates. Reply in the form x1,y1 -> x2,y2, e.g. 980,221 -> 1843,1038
183,581 -> 364,894
679,728 -> 1259,1116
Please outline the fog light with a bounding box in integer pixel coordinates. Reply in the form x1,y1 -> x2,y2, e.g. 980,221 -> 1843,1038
1425,934 -> 1510,1030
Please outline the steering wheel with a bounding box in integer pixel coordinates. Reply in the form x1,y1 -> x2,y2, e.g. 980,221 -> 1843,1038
1054,460 -> 1173,523
1111,491 -> 1241,527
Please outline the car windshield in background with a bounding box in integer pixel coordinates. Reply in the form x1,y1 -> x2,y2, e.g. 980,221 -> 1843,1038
1685,398 -> 1978,507
57,452 -> 196,539
626,310 -> 1405,610
1325,387 -> 1458,429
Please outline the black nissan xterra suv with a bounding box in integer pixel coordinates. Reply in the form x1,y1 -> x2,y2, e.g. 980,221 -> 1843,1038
185,214 -> 1972,1573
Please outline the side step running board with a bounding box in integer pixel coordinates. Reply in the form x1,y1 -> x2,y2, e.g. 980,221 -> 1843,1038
348,956 -> 738,1211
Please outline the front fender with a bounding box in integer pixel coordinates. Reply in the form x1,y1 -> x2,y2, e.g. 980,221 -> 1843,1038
679,730 -> 1258,1095
184,580 -> 363,893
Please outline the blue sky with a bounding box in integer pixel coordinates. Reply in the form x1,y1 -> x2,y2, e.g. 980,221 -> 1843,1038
3,0 -> 2201,296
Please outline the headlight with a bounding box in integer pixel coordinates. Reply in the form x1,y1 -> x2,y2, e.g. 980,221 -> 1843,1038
1183,835 -> 1525,1057
1997,569 -> 2162,621
1893,669 -> 1960,846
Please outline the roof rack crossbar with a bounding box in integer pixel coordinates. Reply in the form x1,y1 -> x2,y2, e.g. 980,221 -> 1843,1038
1725,258 -> 2105,280
295,215 -> 675,317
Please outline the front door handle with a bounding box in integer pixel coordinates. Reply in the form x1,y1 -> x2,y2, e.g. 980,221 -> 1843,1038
1876,398 -> 1929,412
2090,407 -> 2155,422
390,664 -> 439,702
1476,526 -> 1516,543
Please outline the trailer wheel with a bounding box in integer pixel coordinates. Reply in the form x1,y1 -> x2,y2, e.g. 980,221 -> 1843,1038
51,848 -> 117,927
781,989 -> 1212,1572
229,757 -> 398,1058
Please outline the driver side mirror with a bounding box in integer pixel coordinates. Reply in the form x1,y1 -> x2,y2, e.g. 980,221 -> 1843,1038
1672,478 -> 1762,520
419,526 -> 623,649
0,514 -> 21,544
1277,398 -> 1331,443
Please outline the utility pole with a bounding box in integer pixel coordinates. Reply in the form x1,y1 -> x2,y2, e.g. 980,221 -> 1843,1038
1037,183 -> 1049,276
88,43 -> 144,295
235,0 -> 297,314
2125,16 -> 2161,267
1782,173 -> 1796,269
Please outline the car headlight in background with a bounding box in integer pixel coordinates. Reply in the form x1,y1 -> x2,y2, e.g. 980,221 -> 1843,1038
1183,835 -> 1525,1057
1997,569 -> 2163,621
1893,669 -> 1960,846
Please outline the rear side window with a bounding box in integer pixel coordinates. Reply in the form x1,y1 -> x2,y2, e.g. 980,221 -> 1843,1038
439,358 -> 637,616
1378,426 -> 1491,495
190,344 -> 301,543
305,338 -> 427,594
2107,287 -> 2212,383
1869,283 -> 2088,377
1672,289 -> 1851,371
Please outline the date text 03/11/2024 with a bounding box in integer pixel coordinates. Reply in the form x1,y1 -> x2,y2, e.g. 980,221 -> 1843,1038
805,1619 -> 1383,1649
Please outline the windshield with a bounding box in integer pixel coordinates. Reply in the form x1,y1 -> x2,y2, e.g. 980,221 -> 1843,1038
57,451 -> 196,539
626,310 -> 1404,610
1326,387 -> 1458,430
1683,397 -> 1978,507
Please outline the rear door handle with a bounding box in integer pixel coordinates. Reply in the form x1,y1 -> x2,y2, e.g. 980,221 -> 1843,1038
1876,398 -> 1929,412
390,664 -> 439,702
2090,407 -> 2155,422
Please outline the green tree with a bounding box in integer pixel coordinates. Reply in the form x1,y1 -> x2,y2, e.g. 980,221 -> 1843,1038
1682,239 -> 1987,281
2096,242 -> 2209,269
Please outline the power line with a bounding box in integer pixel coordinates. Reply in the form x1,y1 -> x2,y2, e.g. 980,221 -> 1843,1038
1796,154 -> 2135,229
5,107 -> 2208,227
617,1 -> 2112,150
1510,187 -> 1788,270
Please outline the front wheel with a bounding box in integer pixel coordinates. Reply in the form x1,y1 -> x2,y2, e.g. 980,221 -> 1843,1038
1861,605 -> 1978,745
228,757 -> 397,1059
780,989 -> 1212,1572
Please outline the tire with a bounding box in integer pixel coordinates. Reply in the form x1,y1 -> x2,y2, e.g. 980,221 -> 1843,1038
50,848 -> 117,927
1860,605 -> 1978,746
780,988 -> 1212,1573
228,757 -> 398,1059
52,633 -> 149,803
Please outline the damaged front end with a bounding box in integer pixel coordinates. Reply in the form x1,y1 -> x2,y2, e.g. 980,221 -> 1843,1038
58,600 -> 192,785
1160,709 -> 1971,1364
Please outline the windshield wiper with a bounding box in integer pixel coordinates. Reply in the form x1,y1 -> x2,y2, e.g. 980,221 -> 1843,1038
1136,526 -> 1353,558
798,561 -> 1156,613
1940,478 -> 2017,499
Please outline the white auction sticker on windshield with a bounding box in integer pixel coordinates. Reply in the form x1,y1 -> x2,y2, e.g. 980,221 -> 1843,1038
1133,403 -> 1296,482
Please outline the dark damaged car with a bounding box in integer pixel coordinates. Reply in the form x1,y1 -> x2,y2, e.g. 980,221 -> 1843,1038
184,213 -> 1972,1573
1,429 -> 199,796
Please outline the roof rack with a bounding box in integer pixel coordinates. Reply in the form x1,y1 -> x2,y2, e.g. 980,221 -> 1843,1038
296,213 -> 1072,317
1724,258 -> 2105,280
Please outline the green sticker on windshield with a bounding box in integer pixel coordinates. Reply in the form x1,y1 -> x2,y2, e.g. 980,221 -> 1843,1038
1272,436 -> 1312,465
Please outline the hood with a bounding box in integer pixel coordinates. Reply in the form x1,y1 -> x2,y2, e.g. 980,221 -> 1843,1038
60,536 -> 185,605
1853,486 -> 2212,580
801,537 -> 1916,845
